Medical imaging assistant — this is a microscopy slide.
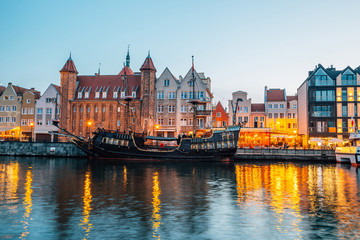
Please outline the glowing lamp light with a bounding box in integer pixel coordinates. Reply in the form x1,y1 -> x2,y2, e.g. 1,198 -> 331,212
317,142 -> 321,147
294,130 -> 297,134
87,121 -> 92,126
155,124 -> 160,130
29,122 -> 34,127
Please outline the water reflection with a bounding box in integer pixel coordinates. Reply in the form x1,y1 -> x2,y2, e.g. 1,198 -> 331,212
20,167 -> 33,239
151,171 -> 161,240
80,171 -> 92,239
0,162 -> 19,202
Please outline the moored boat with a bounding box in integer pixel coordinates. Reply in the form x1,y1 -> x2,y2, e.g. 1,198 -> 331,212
335,131 -> 360,167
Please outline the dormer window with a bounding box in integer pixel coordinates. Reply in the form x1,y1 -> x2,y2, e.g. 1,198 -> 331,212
189,80 -> 194,86
132,91 -> 136,98
78,92 -> 82,98
102,92 -> 107,98
84,92 -> 89,98
121,92 -> 125,98
113,92 -> 118,98
164,79 -> 169,86
95,92 -> 100,98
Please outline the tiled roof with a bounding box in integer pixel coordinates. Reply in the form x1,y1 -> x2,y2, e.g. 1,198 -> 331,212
30,89 -> 41,99
140,55 -> 156,71
118,66 -> 134,76
266,89 -> 285,101
251,103 -> 265,112
0,86 -> 5,95
212,101 -> 228,118
53,84 -> 61,94
287,95 -> 297,102
74,74 -> 141,100
60,57 -> 78,74
12,85 -> 28,96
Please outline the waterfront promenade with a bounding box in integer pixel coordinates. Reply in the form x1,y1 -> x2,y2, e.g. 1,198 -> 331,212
235,148 -> 335,162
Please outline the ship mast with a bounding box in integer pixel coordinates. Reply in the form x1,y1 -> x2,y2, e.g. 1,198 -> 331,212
122,63 -> 132,133
189,56 -> 199,135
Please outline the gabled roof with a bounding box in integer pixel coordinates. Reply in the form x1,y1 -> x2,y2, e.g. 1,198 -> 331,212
30,89 -> 41,99
266,89 -> 285,102
0,86 -> 5,96
12,85 -> 28,96
157,67 -> 179,85
251,103 -> 265,112
140,53 -> 156,71
118,66 -> 134,76
212,101 -> 228,118
60,55 -> 78,74
287,95 -> 297,102
52,84 -> 60,94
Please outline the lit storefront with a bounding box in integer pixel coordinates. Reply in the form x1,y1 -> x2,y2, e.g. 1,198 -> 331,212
0,127 -> 21,141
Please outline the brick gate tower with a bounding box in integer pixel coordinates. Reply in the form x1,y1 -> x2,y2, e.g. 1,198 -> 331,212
140,52 -> 156,134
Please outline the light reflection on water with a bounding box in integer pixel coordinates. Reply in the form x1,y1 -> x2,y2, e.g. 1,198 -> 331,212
0,157 -> 359,239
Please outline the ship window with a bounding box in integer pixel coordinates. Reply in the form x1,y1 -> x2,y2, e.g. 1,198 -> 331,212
113,139 -> 118,145
218,143 -> 222,149
191,144 -> 195,150
102,137 -> 106,143
230,142 -> 234,147
204,144 -> 207,149
108,138 -> 113,144
124,141 -> 129,146
209,143 -> 214,149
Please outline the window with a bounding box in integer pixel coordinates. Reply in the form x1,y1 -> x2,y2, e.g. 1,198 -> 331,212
157,105 -> 164,113
293,113 -> 296,118
46,120 -> 52,126
341,74 -> 356,85
197,92 -> 204,99
244,107 -> 248,113
274,113 -> 278,118
87,107 -> 90,113
46,98 -> 52,103
238,116 -> 243,123
164,79 -> 170,86
260,117 -> 264,121
80,107 -> 83,113
117,107 -> 120,112
188,118 -> 193,126
288,123 -> 291,129
22,108 -> 27,114
254,117 -> 258,122
197,105 -> 204,111
78,92 -> 82,98
21,119 -> 27,126
180,92 -> 187,99
157,119 -> 164,126
168,118 -> 175,126
274,104 -> 278,108
12,106 -> 16,112
11,117 -> 15,123
85,92 -> 89,98
189,92 -> 193,99
95,92 -> 100,98
293,105 -> 297,109
26,99 -> 31,104
268,113 -> 272,118
103,107 -> 106,112
37,108 -> 43,114
46,108 -> 52,114
268,104 -> 272,108
5,106 -> 10,112
157,91 -> 164,99
73,107 -> 76,112
217,112 -> 221,117
168,105 -> 175,113
37,119 -> 43,125
132,91 -> 136,98
312,74 -> 335,86
287,113 -> 291,118
180,118 -> 187,126
95,107 -> 98,112
280,113 -> 284,118
28,108 -> 34,114
102,92 -> 107,98
342,105 -> 347,117
238,107 -> 243,113
5,117 -> 9,123
169,92 -> 176,99
280,104 -> 284,108
117,120 -> 120,127
80,120 -> 82,126
0,106 -> 4,112
315,90 -> 335,102
244,117 -> 248,122
0,117 -> 3,123
10,96 -> 14,100
121,92 -> 125,98
180,105 -> 187,113
113,92 -> 118,98
189,79 -> 194,86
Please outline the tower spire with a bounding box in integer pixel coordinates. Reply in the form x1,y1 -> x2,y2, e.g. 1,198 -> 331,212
126,45 -> 130,67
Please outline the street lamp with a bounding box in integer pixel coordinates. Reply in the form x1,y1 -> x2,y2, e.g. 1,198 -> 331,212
29,122 -> 34,142
87,121 -> 92,140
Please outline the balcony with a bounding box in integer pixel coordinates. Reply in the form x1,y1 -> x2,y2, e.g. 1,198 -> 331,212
196,110 -> 211,116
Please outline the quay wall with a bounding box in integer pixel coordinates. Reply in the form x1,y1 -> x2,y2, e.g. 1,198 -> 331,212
0,142 -> 86,157
235,148 -> 336,162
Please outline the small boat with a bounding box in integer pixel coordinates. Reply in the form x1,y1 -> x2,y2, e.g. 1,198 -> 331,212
53,120 -> 240,161
335,131 -> 360,167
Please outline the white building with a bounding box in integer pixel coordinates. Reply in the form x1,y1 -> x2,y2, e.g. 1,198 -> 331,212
34,84 -> 60,142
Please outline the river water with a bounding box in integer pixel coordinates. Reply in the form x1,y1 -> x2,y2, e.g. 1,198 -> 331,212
0,157 -> 359,240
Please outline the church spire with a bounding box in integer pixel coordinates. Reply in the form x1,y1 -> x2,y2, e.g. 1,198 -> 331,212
126,45 -> 130,67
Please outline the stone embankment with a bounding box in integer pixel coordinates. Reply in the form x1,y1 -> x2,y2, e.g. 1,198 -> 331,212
234,148 -> 335,162
0,142 -> 86,157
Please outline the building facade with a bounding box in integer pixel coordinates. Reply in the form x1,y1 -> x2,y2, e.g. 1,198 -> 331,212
212,101 -> 228,128
298,64 -> 360,142
59,53 -> 157,139
228,90 -> 251,127
34,84 -> 60,142
21,88 -> 41,140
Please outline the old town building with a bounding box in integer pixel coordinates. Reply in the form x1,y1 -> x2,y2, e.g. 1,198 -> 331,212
59,52 -> 156,139
212,101 -> 228,127
228,90 -> 251,127
21,88 -> 41,140
34,84 -> 60,142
